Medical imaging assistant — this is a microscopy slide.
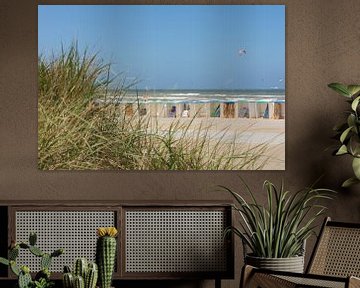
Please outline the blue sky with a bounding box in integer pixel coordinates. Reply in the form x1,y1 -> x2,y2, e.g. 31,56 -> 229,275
38,5 -> 285,90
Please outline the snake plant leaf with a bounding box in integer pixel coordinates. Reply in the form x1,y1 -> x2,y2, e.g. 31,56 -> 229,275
352,157 -> 360,179
351,96 -> 360,111
340,127 -> 352,143
347,85 -> 360,97
328,83 -> 351,97
336,145 -> 348,155
342,177 -> 360,188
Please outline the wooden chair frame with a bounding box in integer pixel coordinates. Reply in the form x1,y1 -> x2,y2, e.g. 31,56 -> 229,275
241,217 -> 360,288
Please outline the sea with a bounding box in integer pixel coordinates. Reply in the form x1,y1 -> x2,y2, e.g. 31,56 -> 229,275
105,89 -> 285,104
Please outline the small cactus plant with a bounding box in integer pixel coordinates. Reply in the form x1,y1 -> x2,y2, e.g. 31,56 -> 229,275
62,259 -> 98,288
0,232 -> 63,288
96,227 -> 118,288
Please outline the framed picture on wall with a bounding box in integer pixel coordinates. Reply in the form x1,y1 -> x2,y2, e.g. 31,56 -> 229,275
38,5 -> 285,170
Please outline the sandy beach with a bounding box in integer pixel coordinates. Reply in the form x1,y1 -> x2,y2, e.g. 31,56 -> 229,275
153,117 -> 285,170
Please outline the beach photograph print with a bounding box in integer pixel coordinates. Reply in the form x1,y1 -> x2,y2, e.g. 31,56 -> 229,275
38,5 -> 285,170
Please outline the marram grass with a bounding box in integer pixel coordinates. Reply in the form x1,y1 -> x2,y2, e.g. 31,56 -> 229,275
38,43 -> 270,170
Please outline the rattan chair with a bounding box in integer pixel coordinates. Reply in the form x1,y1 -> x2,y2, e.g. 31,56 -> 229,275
241,217 -> 360,288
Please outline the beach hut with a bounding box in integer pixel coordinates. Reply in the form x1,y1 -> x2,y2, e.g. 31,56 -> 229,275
181,103 -> 190,118
167,104 -> 177,118
272,101 -> 283,119
222,102 -> 236,118
210,103 -> 221,117
237,101 -> 250,118
191,103 -> 207,117
256,100 -> 269,119
248,102 -> 258,118
125,103 -> 134,116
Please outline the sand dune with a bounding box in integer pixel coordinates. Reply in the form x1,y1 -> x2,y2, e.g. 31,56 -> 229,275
153,117 -> 285,170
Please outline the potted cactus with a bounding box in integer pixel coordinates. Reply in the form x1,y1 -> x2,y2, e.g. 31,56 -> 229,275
62,258 -> 98,288
0,232 -> 63,288
96,227 -> 118,288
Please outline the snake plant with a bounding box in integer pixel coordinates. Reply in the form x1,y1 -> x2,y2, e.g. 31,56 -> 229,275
222,179 -> 334,258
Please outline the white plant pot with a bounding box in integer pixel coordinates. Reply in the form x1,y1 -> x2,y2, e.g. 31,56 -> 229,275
245,254 -> 305,273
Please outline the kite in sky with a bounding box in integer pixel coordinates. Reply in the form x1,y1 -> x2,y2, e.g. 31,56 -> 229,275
238,48 -> 247,56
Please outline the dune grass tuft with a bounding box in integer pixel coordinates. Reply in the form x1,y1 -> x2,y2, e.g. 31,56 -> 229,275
38,43 -> 269,170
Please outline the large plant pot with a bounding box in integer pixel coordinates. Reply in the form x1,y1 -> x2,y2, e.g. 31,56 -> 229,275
245,254 -> 304,273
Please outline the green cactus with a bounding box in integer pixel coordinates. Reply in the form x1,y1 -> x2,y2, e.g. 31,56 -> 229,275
10,260 -> 20,276
35,268 -> 51,281
9,246 -> 19,260
0,232 -> 63,288
74,258 -> 88,279
63,271 -> 74,288
96,233 -> 117,288
73,275 -> 85,288
63,259 -> 98,288
51,248 -> 63,258
29,232 -> 37,246
0,257 -> 9,266
19,243 -> 30,249
41,253 -> 52,270
29,245 -> 44,257
85,263 -> 98,288
18,269 -> 32,288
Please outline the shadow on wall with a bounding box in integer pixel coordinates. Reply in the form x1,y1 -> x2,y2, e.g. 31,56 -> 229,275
287,94 -> 350,190
296,110 -> 360,220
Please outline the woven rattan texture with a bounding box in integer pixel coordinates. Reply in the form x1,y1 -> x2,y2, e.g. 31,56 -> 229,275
125,210 -> 227,273
309,226 -> 360,277
277,275 -> 345,288
15,211 -> 115,272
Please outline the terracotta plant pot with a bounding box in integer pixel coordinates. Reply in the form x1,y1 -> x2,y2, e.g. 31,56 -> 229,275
245,254 -> 305,273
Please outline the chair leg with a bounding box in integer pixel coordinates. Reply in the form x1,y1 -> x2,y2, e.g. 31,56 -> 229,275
349,276 -> 360,288
240,265 -> 255,288
240,265 -> 296,288
215,278 -> 221,288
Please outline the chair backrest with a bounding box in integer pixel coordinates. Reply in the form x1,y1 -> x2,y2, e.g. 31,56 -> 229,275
307,217 -> 360,277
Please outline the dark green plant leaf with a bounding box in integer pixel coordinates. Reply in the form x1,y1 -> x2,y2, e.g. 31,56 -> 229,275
347,114 -> 356,128
328,83 -> 351,97
348,135 -> 360,156
351,96 -> 360,111
336,145 -> 348,155
342,177 -> 360,188
347,85 -> 360,97
352,157 -> 360,179
340,127 -> 352,143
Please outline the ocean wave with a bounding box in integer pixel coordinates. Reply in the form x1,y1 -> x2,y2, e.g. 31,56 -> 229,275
169,93 -> 201,96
